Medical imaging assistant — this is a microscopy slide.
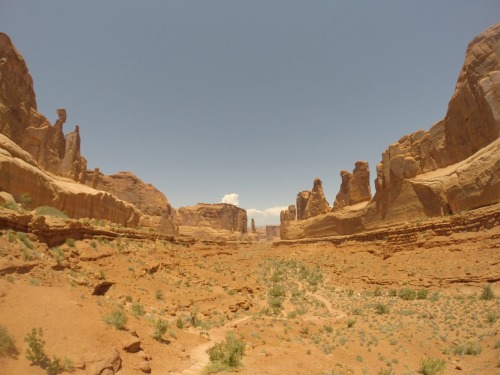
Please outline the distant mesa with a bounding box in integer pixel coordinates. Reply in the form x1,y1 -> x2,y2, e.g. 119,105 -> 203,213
280,23 -> 500,240
176,203 -> 248,234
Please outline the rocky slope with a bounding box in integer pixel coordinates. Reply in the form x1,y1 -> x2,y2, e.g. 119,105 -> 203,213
281,23 -> 500,240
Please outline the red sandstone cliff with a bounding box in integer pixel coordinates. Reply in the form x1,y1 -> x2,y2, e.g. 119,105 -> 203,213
281,24 -> 500,240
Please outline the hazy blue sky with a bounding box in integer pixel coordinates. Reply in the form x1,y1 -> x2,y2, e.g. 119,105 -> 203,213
1,2 -> 498,225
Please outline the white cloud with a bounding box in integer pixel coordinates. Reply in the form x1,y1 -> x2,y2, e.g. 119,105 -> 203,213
247,206 -> 288,217
220,193 -> 239,206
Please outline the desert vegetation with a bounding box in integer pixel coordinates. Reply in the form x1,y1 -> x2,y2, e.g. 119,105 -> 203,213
0,215 -> 498,374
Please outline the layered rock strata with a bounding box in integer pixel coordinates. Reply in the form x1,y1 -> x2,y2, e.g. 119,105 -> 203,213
281,24 -> 500,239
176,203 -> 247,233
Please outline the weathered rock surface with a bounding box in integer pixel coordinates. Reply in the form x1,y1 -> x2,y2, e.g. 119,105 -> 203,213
0,32 -> 178,230
333,161 -> 372,211
296,191 -> 310,220
176,203 -> 247,233
265,225 -> 280,240
303,178 -> 330,219
251,218 -> 256,233
0,134 -> 141,227
280,205 -> 296,223
84,170 -> 178,234
282,24 -> 500,240
0,33 -> 36,145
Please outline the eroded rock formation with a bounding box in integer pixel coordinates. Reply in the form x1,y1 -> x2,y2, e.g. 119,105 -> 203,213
251,218 -> 256,233
0,33 -> 36,145
281,24 -> 500,240
280,205 -> 296,223
265,225 -> 280,240
296,191 -> 310,220
177,203 -> 247,233
0,134 -> 141,226
333,161 -> 371,211
0,32 -> 177,231
303,178 -> 330,219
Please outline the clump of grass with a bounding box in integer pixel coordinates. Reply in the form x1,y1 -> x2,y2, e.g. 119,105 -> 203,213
1,201 -> 20,212
102,310 -> 127,330
155,290 -> 164,300
0,325 -> 17,357
152,319 -> 169,341
268,283 -> 285,314
17,232 -> 33,249
417,289 -> 429,300
51,247 -> 65,265
34,206 -> 68,219
205,331 -> 245,373
176,317 -> 185,329
398,287 -> 417,300
452,341 -> 482,356
131,303 -> 146,317
419,357 -> 445,374
375,303 -> 389,314
480,284 -> 495,300
347,319 -> 356,328
65,238 -> 75,248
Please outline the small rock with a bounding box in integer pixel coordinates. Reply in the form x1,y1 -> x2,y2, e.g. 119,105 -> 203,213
122,336 -> 141,353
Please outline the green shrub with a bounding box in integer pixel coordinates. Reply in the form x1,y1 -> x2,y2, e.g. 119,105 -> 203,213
24,327 -> 72,375
131,303 -> 146,317
65,238 -> 75,248
0,325 -> 16,357
419,357 -> 445,375
155,290 -> 164,300
377,369 -> 395,375
452,341 -> 482,356
374,286 -> 383,296
417,289 -> 429,300
34,206 -> 69,219
19,193 -> 32,208
176,317 -> 185,329
347,319 -> 356,328
17,232 -> 33,249
103,310 -> 127,330
388,289 -> 397,297
399,288 -> 417,300
51,247 -> 65,264
206,331 -> 245,373
25,327 -> 49,368
7,230 -> 16,243
480,284 -> 495,300
1,201 -> 20,212
375,303 -> 389,314
152,319 -> 169,341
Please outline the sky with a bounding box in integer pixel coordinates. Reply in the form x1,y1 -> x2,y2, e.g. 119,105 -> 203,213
1,1 -> 498,225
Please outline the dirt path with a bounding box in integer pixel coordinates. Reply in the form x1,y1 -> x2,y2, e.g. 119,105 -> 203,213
174,315 -> 252,375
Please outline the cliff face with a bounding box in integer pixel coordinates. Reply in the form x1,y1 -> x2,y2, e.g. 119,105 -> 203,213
281,24 -> 500,240
177,203 -> 248,233
0,33 -> 36,145
0,32 -> 176,231
0,134 -> 141,226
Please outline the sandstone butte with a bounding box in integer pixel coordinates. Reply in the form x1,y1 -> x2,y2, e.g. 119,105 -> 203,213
0,32 -> 250,238
281,23 -> 500,240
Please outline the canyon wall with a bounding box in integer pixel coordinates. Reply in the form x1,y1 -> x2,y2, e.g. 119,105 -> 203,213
281,24 -> 500,239
0,32 -> 177,232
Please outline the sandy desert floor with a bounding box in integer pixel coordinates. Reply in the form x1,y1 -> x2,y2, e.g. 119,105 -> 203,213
0,212 -> 499,375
